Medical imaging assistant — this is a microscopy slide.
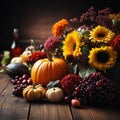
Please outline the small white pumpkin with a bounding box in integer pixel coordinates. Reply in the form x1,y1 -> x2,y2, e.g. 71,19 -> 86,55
11,57 -> 23,63
46,87 -> 64,102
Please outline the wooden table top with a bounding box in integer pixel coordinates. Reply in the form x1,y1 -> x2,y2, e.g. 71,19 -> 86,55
0,73 -> 120,120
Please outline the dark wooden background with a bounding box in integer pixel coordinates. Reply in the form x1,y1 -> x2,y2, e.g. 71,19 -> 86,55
0,0 -> 119,52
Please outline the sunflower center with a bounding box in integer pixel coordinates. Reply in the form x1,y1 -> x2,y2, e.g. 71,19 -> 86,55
96,51 -> 109,63
97,33 -> 105,38
73,43 -> 76,50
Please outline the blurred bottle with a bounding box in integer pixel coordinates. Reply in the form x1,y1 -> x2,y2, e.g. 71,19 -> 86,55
10,28 -> 22,59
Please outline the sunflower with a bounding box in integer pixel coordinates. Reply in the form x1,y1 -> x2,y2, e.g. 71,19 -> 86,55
62,30 -> 84,58
88,46 -> 117,71
89,25 -> 115,43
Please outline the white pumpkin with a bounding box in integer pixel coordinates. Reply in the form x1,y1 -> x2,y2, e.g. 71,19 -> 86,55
46,87 -> 64,102
11,57 -> 23,63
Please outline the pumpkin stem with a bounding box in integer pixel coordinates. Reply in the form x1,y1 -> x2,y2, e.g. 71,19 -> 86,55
53,88 -> 56,91
46,51 -> 53,61
32,82 -> 36,89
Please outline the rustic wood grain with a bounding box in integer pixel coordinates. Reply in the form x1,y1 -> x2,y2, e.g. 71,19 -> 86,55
90,106 -> 120,120
29,103 -> 73,120
71,106 -> 95,120
0,74 -> 30,120
71,105 -> 120,120
0,73 -> 11,94
0,73 -> 120,120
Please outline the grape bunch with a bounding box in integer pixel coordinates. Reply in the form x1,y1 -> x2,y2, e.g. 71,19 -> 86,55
72,72 -> 117,104
11,74 -> 33,96
61,72 -> 117,105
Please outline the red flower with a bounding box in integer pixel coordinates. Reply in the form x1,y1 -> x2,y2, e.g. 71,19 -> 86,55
111,34 -> 120,54
27,51 -> 47,64
60,74 -> 83,95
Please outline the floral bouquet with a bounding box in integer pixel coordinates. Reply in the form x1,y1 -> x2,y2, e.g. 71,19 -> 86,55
43,7 -> 120,104
45,7 -> 120,73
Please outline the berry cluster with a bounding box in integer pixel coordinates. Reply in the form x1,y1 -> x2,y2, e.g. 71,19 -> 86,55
80,6 -> 96,23
11,74 -> 33,96
72,72 -> 117,104
79,6 -> 113,29
95,7 -> 112,29
61,72 -> 117,105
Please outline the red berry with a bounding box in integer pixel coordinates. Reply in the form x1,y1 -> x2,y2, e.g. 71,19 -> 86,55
71,99 -> 81,108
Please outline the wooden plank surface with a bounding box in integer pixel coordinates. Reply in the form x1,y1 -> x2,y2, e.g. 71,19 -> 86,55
29,102 -> 73,120
0,73 -> 10,94
0,73 -> 120,120
0,73 -> 30,120
71,105 -> 120,120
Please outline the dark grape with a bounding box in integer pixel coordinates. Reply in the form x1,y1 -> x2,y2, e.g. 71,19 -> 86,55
72,72 -> 117,104
61,72 -> 117,105
17,80 -> 21,84
27,78 -> 33,84
22,79 -> 27,84
11,74 -> 33,97
64,96 -> 71,104
22,74 -> 29,79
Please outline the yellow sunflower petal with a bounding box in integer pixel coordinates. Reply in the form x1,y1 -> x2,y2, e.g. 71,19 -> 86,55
89,25 -> 115,43
88,46 -> 117,71
62,30 -> 84,58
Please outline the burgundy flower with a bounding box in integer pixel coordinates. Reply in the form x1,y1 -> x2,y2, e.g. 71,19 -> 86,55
44,36 -> 62,51
60,74 -> 83,95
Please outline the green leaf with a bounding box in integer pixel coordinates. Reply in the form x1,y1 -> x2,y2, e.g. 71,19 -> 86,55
73,64 -> 78,74
81,44 -> 90,54
68,64 -> 79,74
47,80 -> 61,89
1,51 -> 10,66
81,30 -> 90,38
79,67 -> 96,79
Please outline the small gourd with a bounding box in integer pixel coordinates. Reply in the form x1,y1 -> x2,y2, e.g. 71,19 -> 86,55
11,57 -> 23,64
6,63 -> 30,78
46,87 -> 64,102
21,50 -> 32,62
23,84 -> 46,102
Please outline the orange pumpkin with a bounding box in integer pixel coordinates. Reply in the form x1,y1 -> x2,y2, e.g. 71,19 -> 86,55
23,84 -> 46,101
31,57 -> 69,85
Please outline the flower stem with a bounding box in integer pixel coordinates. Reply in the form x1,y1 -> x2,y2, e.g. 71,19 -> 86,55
46,51 -> 53,61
